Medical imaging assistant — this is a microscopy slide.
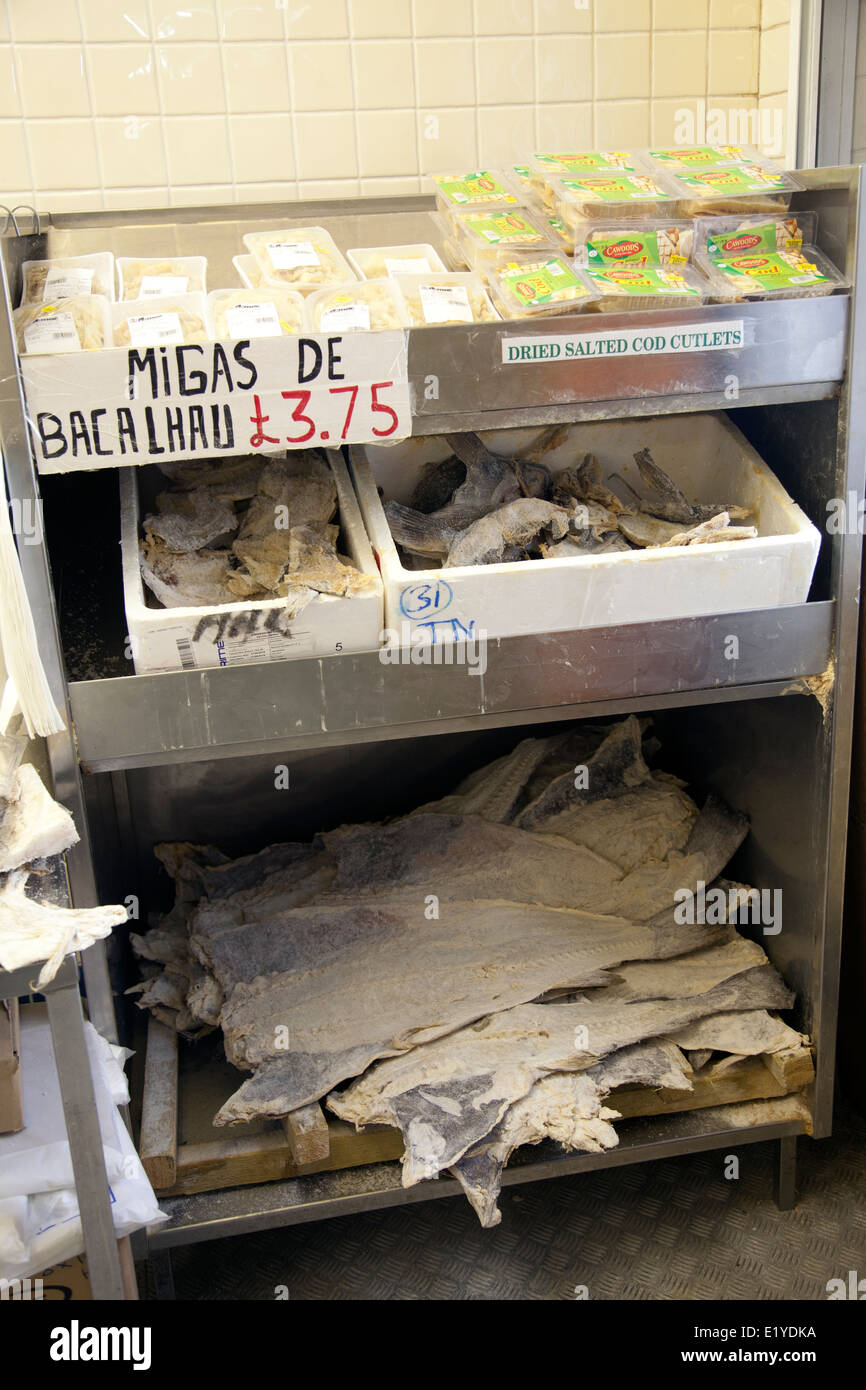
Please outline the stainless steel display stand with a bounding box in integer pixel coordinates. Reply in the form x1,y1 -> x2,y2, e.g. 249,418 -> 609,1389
1,167 -> 862,1274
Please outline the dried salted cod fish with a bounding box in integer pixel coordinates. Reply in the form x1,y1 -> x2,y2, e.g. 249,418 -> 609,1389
214,899 -> 730,1124
0,763 -> 78,873
0,733 -> 27,801
411,733 -> 568,823
0,869 -> 127,987
328,966 -> 793,1183
144,490 -> 236,553
553,453 -> 626,515
451,1040 -> 693,1227
258,452 -> 337,523
139,537 -> 236,608
157,454 -> 264,499
666,1009 -> 807,1056
320,789 -> 746,922
445,499 -> 571,568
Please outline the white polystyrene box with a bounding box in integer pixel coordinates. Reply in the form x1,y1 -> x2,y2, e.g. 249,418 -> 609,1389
120,450 -> 383,674
349,413 -> 821,643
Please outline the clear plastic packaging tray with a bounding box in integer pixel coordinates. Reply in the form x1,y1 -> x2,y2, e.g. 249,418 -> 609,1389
695,212 -> 816,258
243,226 -> 356,292
232,254 -> 266,289
19,253 -> 115,306
453,206 -> 554,272
306,279 -> 408,333
111,293 -> 209,347
395,271 -> 498,326
440,236 -> 470,271
554,171 -> 678,228
486,256 -> 598,318
645,144 -> 762,171
14,295 -> 112,355
584,221 -> 697,268
206,287 -> 306,339
583,263 -> 708,313
527,150 -> 643,209
117,256 -> 207,301
665,162 -> 803,215
347,243 -> 445,280
694,245 -> 848,302
432,170 -> 520,232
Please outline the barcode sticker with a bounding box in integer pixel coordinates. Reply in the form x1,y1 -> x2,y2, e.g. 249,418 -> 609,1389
126,311 -> 184,347
384,255 -> 431,275
225,301 -> 282,339
140,274 -> 189,297
419,284 -> 472,324
175,637 -> 197,670
319,300 -> 371,331
43,267 -> 94,300
268,240 -> 320,270
23,311 -> 82,355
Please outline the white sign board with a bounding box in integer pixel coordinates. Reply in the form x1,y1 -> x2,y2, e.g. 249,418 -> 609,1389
21,330 -> 411,473
502,320 -> 746,365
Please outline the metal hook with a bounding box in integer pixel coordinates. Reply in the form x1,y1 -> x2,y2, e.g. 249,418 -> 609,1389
6,205 -> 41,237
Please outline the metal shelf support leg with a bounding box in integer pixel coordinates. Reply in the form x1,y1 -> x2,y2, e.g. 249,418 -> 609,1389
773,1135 -> 798,1211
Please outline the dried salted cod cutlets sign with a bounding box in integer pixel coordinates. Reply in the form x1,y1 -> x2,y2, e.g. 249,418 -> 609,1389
320,793 -> 747,922
214,901 -> 730,1125
328,968 -> 794,1185
0,763 -> 78,873
451,1040 -> 694,1227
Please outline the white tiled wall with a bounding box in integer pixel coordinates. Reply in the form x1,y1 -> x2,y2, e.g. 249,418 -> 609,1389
0,0 -> 795,214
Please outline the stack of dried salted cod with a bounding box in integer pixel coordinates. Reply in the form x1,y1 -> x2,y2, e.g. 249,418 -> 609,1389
130,716 -> 805,1216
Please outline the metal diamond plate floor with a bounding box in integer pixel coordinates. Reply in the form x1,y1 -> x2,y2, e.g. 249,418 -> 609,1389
140,1098 -> 866,1301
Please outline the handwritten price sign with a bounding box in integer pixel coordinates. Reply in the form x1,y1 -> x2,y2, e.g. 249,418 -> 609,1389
23,330 -> 411,473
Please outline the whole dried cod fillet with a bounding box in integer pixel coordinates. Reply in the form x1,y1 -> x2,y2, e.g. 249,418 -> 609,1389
0,763 -> 78,873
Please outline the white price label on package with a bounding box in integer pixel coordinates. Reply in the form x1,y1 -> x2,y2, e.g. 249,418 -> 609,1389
23,311 -> 82,355
43,267 -> 94,300
126,311 -> 184,347
319,300 -> 371,332
419,284 -> 472,324
268,240 -> 320,269
225,301 -> 282,339
139,274 -> 189,297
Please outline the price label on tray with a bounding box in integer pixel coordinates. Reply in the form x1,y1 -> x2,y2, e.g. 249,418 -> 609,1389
21,328 -> 411,471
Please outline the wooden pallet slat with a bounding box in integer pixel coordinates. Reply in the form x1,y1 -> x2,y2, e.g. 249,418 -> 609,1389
143,1021 -> 816,1197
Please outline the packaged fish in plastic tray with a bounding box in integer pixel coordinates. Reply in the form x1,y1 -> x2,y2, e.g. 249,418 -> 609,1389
645,144 -> 763,172
485,255 -> 598,318
583,220 -> 697,268
243,226 -> 355,292
452,206 -> 555,273
553,170 -> 679,230
694,211 -> 816,256
13,295 -> 112,355
349,415 -> 821,644
347,243 -> 445,280
395,271 -> 498,326
305,279 -> 408,332
233,253 -> 267,289
664,161 -> 803,216
19,252 -> 116,306
695,244 -> 848,303
583,262 -> 709,312
120,451 -> 383,674
117,255 -> 207,301
527,149 -> 644,209
431,170 -> 521,234
111,293 -> 209,347
206,287 -> 306,340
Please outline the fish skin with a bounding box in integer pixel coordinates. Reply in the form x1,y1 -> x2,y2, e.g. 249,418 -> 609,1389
443,434 -> 522,512
445,498 -> 572,567
409,456 -> 467,514
383,500 -> 462,558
